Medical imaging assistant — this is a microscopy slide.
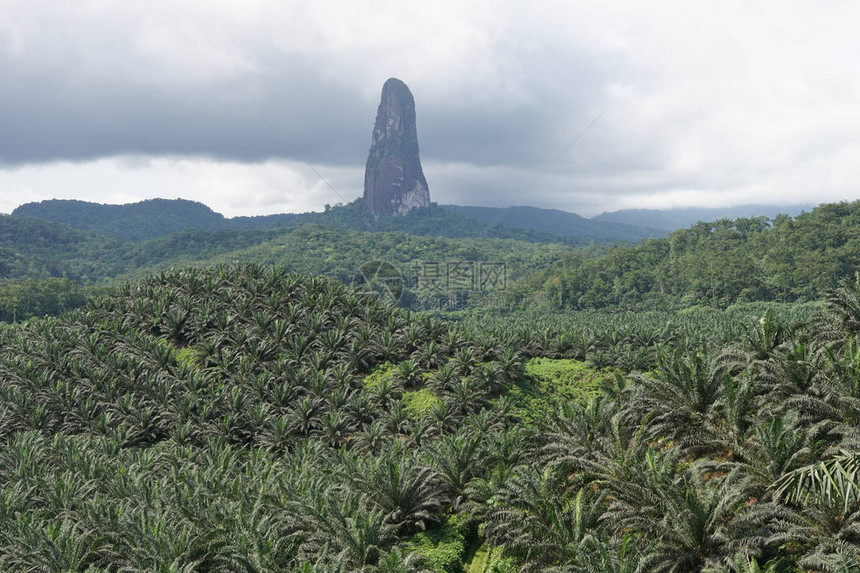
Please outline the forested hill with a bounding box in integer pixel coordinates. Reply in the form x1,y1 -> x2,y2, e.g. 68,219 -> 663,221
15,198 -> 690,246
13,199 -> 229,242
508,200 -> 860,310
12,199 -> 589,245
15,197 -> 819,250
0,210 -> 571,287
0,210 -> 572,321
9,197 -> 860,319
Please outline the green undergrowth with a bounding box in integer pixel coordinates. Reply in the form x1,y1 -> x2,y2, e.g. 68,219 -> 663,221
402,387 -> 442,418
363,361 -> 397,392
365,362 -> 444,420
508,358 -> 615,423
466,545 -> 517,573
173,346 -> 198,368
408,515 -> 469,572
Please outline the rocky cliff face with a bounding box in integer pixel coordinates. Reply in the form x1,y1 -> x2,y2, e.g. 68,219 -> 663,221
362,78 -> 430,216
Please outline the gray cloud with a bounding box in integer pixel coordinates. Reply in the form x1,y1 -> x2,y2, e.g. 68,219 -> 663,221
1,0 -> 859,216
0,1 -> 615,168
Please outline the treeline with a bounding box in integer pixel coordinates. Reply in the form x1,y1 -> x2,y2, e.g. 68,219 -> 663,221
508,201 -> 860,310
1,204 -> 578,280
280,201 -> 588,244
11,198 -> 860,319
0,213 -> 286,283
0,214 -> 573,320
13,199 -> 586,246
205,225 -> 569,287
0,278 -> 88,322
12,198 -> 229,241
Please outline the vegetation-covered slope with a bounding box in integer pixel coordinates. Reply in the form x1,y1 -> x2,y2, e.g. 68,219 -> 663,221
440,204 -> 664,242
0,214 -> 127,279
12,198 -> 230,241
508,200 -> 860,310
0,264 -> 598,570
9,199 -> 860,323
12,199 -> 589,246
204,225 -> 569,288
3,263 -> 860,570
0,212 -> 575,320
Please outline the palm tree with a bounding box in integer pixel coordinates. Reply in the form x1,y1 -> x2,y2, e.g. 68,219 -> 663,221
758,342 -> 821,416
710,367 -> 757,459
393,359 -> 423,390
450,347 -> 477,377
813,338 -> 860,428
483,466 -> 607,571
627,349 -> 727,456
290,489 -> 398,571
819,275 -> 860,342
428,433 -> 483,509
351,454 -> 448,534
356,421 -> 388,455
426,364 -> 457,393
316,410 -> 350,448
444,378 -> 484,417
798,540 -> 860,572
372,546 -> 428,573
601,455 -> 766,572
730,413 -> 813,498
774,451 -> 860,514
288,396 -> 325,437
0,516 -> 110,572
537,395 -> 629,480
703,551 -> 782,573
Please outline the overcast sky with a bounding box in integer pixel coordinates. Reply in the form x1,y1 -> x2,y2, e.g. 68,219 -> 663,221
1,0 -> 858,217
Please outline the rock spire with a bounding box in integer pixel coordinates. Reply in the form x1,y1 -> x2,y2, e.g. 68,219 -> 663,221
362,78 -> 430,216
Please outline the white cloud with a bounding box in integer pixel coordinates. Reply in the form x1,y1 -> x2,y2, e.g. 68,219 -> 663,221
1,1 -> 859,216
0,157 -> 360,217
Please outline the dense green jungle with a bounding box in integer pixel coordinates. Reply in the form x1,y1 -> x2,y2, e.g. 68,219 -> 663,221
3,199 -> 860,321
4,201 -> 860,570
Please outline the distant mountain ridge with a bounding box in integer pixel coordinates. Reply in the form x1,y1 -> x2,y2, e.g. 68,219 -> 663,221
13,199 -> 228,242
14,199 -> 650,246
440,205 -> 665,242
12,198 -> 818,247
1,196 -> 851,322
593,204 -> 814,232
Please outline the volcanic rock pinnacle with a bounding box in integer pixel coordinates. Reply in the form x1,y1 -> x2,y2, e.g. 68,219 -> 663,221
362,78 -> 430,216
